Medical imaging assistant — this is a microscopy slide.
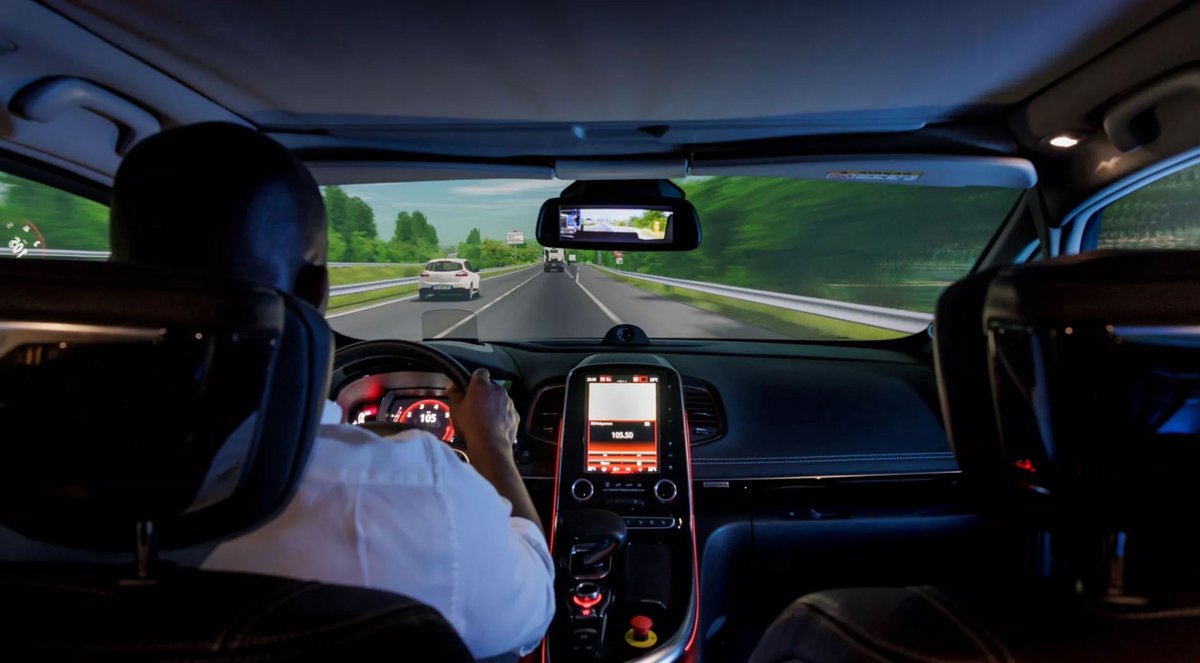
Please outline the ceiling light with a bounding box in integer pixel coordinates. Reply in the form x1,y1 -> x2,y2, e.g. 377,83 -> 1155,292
1048,134 -> 1081,149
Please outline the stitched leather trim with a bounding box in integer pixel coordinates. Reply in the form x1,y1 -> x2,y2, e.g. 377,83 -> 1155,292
912,586 -> 1013,663
801,591 -> 987,663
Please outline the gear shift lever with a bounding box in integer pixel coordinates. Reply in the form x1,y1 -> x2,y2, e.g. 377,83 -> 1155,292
559,509 -> 628,576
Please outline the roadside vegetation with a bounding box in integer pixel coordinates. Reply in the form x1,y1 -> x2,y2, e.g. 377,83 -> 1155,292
599,177 -> 1017,313
604,270 -> 902,340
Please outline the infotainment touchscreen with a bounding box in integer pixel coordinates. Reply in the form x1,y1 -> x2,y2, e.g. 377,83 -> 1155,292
584,374 -> 659,474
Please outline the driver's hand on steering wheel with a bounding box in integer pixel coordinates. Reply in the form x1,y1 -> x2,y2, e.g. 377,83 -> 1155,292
447,368 -> 519,465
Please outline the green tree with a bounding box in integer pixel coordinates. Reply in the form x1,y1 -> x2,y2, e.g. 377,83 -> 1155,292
323,185 -> 351,238
465,227 -> 482,245
327,231 -> 347,262
347,197 -> 377,237
392,211 -> 413,244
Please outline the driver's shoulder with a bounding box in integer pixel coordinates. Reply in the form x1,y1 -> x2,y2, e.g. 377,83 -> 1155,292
301,423 -> 453,487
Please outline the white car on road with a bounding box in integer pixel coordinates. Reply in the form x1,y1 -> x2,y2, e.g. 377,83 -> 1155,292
419,258 -> 481,300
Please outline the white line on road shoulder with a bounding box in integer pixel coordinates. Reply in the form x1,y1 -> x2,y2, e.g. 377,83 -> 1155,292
575,265 -> 621,325
433,270 -> 543,339
326,293 -> 419,318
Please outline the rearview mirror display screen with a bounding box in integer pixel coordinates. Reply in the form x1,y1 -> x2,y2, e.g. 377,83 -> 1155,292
559,205 -> 673,244
585,375 -> 659,474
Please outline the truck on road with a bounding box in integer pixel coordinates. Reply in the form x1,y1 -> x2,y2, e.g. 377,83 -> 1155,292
544,247 -> 566,272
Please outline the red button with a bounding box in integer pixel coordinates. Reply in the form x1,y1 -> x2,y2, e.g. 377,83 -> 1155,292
631,615 -> 653,640
573,593 -> 602,609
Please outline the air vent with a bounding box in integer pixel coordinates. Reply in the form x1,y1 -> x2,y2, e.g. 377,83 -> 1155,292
526,384 -> 565,443
684,383 -> 725,445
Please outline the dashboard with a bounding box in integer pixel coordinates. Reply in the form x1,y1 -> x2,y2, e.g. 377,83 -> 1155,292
327,336 -> 974,662
348,394 -> 456,441
330,340 -> 957,481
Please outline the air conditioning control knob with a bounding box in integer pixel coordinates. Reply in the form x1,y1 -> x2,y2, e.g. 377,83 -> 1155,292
653,479 -> 677,503
571,478 -> 595,502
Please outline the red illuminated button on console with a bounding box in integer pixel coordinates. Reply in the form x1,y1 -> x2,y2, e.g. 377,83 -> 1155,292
571,582 -> 602,609
631,616 -> 652,641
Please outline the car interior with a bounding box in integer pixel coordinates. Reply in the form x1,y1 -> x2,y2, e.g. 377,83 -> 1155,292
2,1 -> 1200,661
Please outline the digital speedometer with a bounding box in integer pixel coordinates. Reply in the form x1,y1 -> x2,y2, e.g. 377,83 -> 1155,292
395,399 -> 455,442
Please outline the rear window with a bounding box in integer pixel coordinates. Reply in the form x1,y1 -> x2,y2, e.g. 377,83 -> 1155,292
425,261 -> 462,272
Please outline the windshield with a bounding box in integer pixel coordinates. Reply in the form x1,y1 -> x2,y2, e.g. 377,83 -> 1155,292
324,177 -> 1017,342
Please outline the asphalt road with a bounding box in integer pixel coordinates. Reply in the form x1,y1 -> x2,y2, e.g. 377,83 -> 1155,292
327,264 -> 786,341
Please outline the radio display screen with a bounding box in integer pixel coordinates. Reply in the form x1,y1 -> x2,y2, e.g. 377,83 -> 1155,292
584,374 -> 659,474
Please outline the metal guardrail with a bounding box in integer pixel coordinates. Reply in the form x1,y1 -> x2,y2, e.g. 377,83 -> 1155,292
590,264 -> 933,333
11,249 -> 424,268
9,248 -> 109,260
9,250 -> 535,297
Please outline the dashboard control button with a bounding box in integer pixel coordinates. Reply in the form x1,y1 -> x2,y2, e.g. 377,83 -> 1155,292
570,628 -> 600,651
572,582 -> 602,607
631,616 -> 653,640
653,479 -> 678,503
625,615 -> 658,648
571,478 -> 595,502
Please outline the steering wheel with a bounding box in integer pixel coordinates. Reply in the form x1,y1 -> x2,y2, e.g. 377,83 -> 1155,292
332,340 -> 474,460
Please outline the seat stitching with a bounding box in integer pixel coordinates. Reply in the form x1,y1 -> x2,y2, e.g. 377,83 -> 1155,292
912,586 -> 1014,663
0,580 -> 117,599
223,580 -> 321,649
229,602 -> 434,648
801,593 -> 969,663
36,602 -> 433,654
783,601 -> 895,663
1082,604 -> 1200,620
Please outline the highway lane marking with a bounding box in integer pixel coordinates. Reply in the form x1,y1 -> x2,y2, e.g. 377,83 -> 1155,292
431,270 -> 543,339
325,293 -> 419,318
325,265 -> 537,319
575,266 -> 622,325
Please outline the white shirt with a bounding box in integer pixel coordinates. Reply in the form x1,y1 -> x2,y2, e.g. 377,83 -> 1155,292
201,401 -> 555,658
0,402 -> 555,659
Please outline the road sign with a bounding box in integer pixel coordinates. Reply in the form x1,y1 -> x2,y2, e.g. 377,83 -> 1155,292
615,257 -> 624,265
506,230 -> 525,245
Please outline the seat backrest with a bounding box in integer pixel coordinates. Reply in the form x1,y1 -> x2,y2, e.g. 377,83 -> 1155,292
1,562 -> 474,662
0,259 -> 474,661
0,259 -> 328,550
937,249 -> 1200,604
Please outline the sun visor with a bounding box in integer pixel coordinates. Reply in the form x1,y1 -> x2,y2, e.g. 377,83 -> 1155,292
690,155 -> 1036,188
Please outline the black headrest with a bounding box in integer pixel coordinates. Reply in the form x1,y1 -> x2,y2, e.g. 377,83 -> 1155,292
0,260 -> 331,551
110,122 -> 327,302
935,251 -> 1200,533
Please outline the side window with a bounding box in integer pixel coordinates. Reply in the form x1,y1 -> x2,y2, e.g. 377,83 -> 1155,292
0,171 -> 108,259
464,260 -> 474,272
1095,163 -> 1200,250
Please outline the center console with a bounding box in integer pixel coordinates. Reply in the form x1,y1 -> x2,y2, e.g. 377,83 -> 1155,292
546,355 -> 698,662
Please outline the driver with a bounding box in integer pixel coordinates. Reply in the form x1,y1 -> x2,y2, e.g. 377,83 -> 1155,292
112,123 -> 555,658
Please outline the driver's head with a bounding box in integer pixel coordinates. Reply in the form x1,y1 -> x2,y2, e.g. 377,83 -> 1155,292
110,122 -> 329,309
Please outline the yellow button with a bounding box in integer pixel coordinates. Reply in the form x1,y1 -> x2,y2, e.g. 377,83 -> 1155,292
625,628 -> 658,649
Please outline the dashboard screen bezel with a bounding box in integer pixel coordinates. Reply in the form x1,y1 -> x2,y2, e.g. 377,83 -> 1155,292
583,374 -> 661,475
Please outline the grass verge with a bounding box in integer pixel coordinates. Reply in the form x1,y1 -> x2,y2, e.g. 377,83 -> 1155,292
326,263 -> 536,314
328,264 -> 422,285
603,271 -> 904,341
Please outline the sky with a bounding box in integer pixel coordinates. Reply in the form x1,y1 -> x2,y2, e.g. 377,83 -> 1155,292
338,179 -> 567,245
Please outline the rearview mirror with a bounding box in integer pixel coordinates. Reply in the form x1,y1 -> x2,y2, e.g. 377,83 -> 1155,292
536,180 -> 701,251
